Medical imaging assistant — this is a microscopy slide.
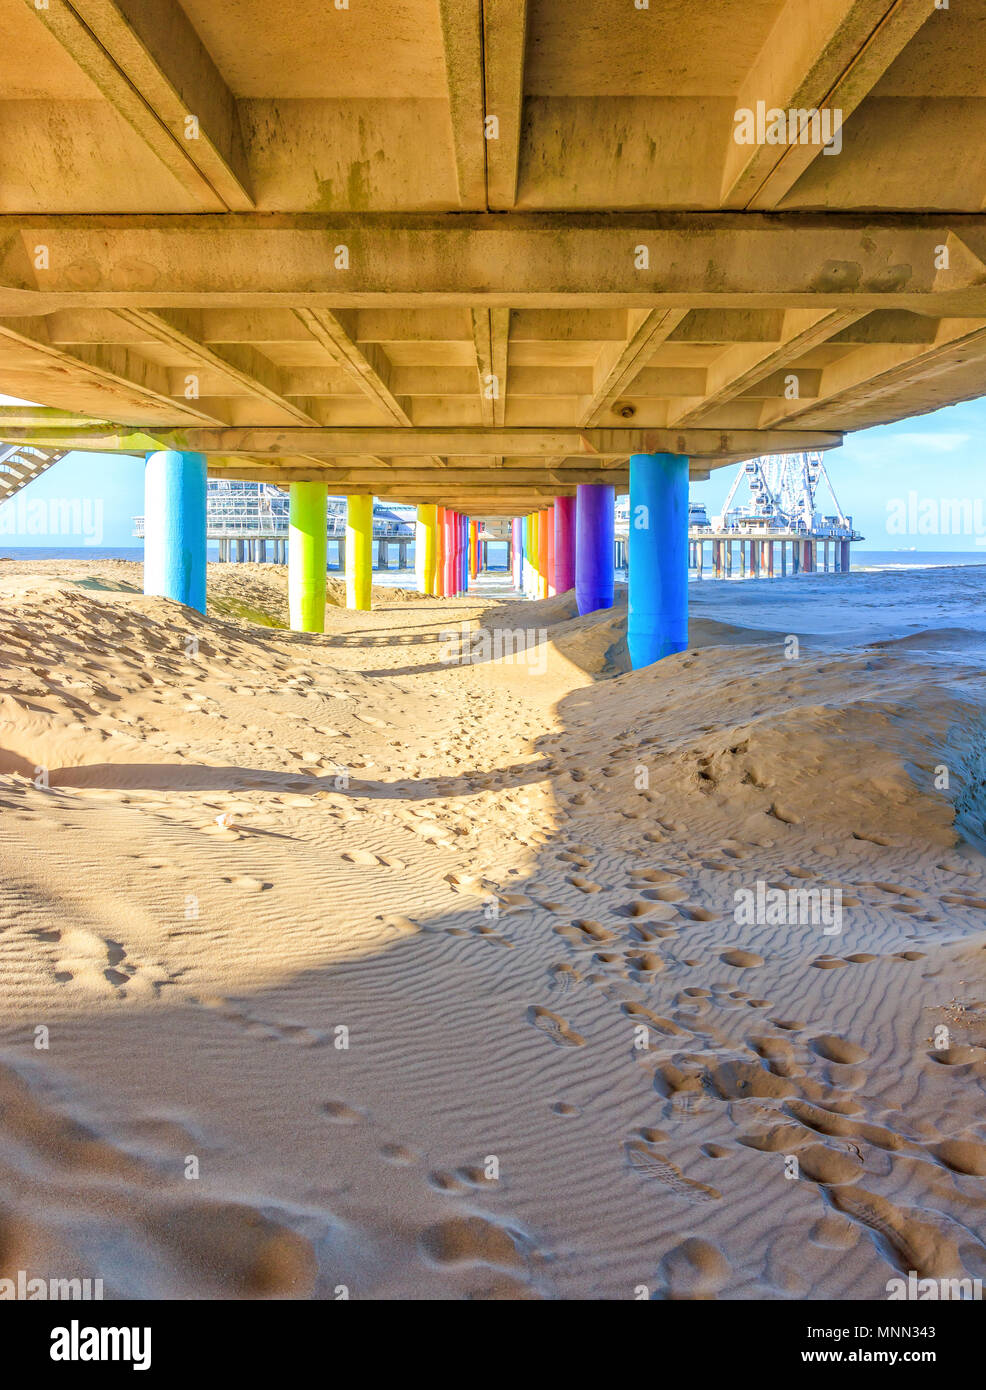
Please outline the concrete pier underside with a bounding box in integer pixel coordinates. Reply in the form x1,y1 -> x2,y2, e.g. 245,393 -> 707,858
0,3 -> 983,651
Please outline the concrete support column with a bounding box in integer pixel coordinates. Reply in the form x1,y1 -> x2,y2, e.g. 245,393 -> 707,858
627,453 -> 689,669
461,514 -> 469,592
415,504 -> 437,595
534,508 -> 548,599
781,541 -> 787,577
696,540 -> 703,579
288,481 -> 327,632
545,505 -> 556,596
435,507 -> 446,597
346,494 -> 372,611
575,483 -> 615,616
443,509 -> 456,596
144,450 -> 207,613
469,520 -> 478,580
841,539 -> 850,573
512,517 -> 524,589
554,495 -> 576,593
768,541 -> 774,577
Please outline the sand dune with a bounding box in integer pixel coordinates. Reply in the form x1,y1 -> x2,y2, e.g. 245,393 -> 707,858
1,558 -> 985,1299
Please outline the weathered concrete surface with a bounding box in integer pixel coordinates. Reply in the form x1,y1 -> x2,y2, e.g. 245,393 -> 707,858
0,1 -> 983,511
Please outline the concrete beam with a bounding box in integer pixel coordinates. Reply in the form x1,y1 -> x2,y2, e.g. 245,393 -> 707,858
2,215 -> 983,311
0,425 -> 843,460
0,317 -> 227,424
721,0 -> 934,210
115,308 -> 320,423
292,308 -> 413,425
581,309 -> 691,426
438,0 -> 487,208
483,0 -> 529,210
28,0 -> 254,211
666,308 -> 865,426
761,318 -> 986,428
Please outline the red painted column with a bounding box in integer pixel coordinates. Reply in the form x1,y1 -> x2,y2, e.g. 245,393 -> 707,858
554,495 -> 576,592
444,509 -> 456,595
439,509 -> 448,594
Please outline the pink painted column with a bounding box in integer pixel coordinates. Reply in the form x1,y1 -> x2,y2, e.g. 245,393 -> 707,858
553,496 -> 576,593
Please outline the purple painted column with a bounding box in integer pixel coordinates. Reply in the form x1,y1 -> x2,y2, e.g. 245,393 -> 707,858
575,483 -> 615,615
554,495 -> 576,593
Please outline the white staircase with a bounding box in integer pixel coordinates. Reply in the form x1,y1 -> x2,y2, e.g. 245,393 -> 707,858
0,445 -> 69,502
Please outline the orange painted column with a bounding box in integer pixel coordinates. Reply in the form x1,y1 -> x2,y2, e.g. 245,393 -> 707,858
537,508 -> 550,599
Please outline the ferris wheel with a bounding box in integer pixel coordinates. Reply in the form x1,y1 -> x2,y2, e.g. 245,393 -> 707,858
714,452 -> 849,533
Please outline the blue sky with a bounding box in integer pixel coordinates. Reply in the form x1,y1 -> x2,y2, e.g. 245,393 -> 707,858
2,397 -> 986,550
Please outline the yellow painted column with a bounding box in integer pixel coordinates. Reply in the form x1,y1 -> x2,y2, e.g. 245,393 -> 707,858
288,480 -> 327,632
346,494 -> 372,610
415,503 -> 438,595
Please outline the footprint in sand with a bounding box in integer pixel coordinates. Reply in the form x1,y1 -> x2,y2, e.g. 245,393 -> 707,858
720,949 -> 764,969
528,1006 -> 585,1047
222,875 -> 272,893
54,929 -> 170,998
567,875 -> 603,894
658,1237 -> 732,1297
204,998 -> 329,1047
547,963 -> 581,995
811,954 -> 849,970
624,1142 -> 721,1202
554,919 -> 615,948
321,1100 -> 367,1124
676,904 -> 718,922
641,885 -> 687,902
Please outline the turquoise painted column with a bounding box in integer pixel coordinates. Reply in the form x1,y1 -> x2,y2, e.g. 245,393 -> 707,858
144,450 -> 207,613
627,452 -> 689,668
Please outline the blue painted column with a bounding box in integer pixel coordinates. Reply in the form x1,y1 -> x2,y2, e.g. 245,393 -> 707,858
575,483 -> 615,615
627,452 -> 689,668
144,450 -> 207,612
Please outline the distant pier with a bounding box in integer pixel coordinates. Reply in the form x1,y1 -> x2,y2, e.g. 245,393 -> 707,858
616,451 -> 863,579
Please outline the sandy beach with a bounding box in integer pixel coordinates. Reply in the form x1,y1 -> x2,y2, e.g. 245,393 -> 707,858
1,558 -> 986,1300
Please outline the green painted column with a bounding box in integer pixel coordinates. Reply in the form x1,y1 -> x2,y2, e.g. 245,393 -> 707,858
288,481 -> 327,632
346,494 -> 373,610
